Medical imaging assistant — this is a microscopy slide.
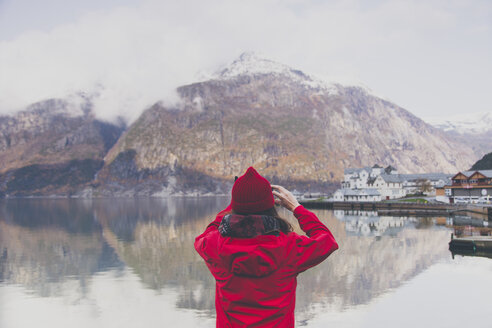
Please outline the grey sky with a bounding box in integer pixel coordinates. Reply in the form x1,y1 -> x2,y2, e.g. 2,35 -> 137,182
0,0 -> 490,122
0,0 -> 138,41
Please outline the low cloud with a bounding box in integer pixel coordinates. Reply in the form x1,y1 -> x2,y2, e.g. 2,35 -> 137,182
0,0 -> 490,123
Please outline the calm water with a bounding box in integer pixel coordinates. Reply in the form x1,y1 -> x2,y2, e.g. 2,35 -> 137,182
1,198 -> 491,328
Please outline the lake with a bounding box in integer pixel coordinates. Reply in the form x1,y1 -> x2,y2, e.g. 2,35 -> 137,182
1,198 -> 491,328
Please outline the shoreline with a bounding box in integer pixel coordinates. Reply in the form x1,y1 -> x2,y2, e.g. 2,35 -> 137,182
300,200 -> 492,220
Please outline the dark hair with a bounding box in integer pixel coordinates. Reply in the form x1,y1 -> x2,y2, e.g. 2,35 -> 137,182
231,207 -> 293,234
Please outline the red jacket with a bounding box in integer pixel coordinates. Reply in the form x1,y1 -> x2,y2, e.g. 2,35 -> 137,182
194,205 -> 338,327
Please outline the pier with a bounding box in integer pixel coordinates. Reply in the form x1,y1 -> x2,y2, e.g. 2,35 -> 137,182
449,234 -> 492,259
299,200 -> 492,220
449,236 -> 492,250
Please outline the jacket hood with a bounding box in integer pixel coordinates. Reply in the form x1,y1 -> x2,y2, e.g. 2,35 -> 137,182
230,246 -> 279,277
222,239 -> 285,277
219,214 -> 285,277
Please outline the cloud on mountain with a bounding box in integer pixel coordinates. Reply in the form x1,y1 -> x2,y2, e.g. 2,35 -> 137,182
0,0 -> 490,123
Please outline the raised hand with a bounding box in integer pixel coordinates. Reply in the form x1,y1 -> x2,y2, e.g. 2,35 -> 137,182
271,185 -> 300,212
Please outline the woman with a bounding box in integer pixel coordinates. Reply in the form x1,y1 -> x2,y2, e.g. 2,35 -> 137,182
195,167 -> 338,327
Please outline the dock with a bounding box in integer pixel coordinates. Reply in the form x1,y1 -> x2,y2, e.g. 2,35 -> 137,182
299,200 -> 492,220
449,236 -> 492,250
448,234 -> 492,259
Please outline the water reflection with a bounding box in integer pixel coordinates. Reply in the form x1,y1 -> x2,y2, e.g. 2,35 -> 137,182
0,199 -> 490,328
0,198 -> 230,319
0,201 -> 119,297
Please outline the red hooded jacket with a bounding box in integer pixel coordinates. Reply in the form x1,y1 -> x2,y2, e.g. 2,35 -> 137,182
194,204 -> 338,327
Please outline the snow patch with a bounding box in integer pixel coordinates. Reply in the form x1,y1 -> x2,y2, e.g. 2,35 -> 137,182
192,96 -> 204,111
425,112 -> 492,134
217,52 -> 339,93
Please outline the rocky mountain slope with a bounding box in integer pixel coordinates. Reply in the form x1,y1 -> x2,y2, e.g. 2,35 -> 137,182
95,53 -> 477,196
0,95 -> 124,197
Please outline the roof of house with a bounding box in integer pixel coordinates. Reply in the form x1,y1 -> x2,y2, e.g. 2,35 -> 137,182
454,171 -> 472,178
336,189 -> 360,196
454,170 -> 492,179
379,174 -> 403,183
478,170 -> 492,178
399,173 -> 453,181
376,173 -> 452,184
361,188 -> 381,196
336,188 -> 380,196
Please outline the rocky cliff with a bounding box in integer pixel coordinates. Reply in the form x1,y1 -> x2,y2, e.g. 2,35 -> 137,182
96,53 -> 476,196
0,95 -> 124,197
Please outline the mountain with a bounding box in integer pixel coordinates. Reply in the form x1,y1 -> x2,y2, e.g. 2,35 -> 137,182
94,53 -> 477,196
0,53 -> 480,197
425,112 -> 492,158
426,112 -> 492,134
0,95 -> 125,197
470,152 -> 492,170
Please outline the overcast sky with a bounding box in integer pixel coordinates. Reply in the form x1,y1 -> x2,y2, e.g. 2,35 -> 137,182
0,0 -> 490,123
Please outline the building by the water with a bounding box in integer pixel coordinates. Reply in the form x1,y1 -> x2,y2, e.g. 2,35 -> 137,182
334,164 -> 452,202
441,170 -> 492,204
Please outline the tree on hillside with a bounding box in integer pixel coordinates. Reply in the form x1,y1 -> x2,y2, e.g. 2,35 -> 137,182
470,152 -> 492,170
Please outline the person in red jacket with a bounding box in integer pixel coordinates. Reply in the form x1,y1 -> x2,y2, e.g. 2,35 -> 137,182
194,167 -> 338,327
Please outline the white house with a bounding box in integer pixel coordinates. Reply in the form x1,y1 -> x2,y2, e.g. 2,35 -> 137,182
369,174 -> 405,200
333,188 -> 381,202
335,164 -> 451,202
342,165 -> 387,189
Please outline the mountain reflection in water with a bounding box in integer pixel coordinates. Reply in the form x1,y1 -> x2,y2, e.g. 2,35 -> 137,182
1,199 -> 491,328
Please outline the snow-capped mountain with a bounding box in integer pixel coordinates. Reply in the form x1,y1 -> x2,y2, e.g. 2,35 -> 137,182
95,53 -> 478,196
425,112 -> 491,158
217,52 -> 339,94
0,53 -> 482,197
425,112 -> 492,135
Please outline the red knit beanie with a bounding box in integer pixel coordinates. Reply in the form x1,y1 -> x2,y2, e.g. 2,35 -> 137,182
231,167 -> 275,214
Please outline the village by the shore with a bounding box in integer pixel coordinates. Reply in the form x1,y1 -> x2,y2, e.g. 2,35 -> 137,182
297,164 -> 492,206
